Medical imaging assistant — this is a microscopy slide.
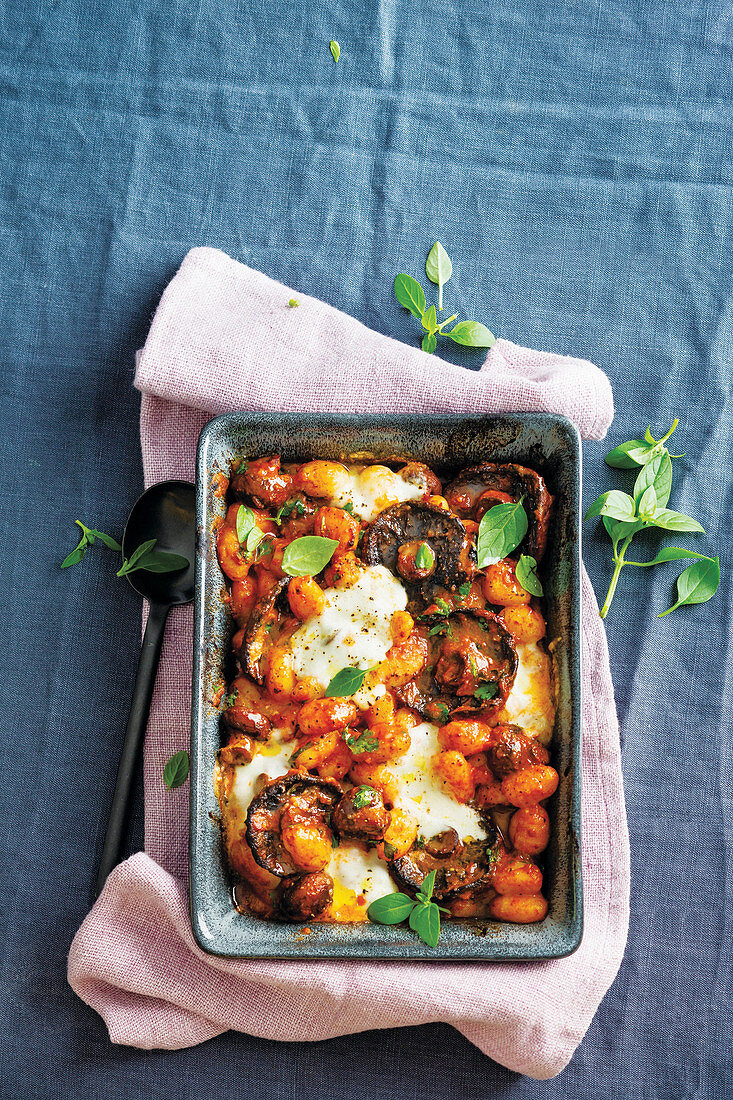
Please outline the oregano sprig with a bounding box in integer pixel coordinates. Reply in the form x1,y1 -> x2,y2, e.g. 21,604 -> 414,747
394,243 -> 495,355
367,869 -> 449,947
585,420 -> 720,618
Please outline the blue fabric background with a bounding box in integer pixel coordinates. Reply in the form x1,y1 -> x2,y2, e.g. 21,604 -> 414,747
1,0 -> 731,1094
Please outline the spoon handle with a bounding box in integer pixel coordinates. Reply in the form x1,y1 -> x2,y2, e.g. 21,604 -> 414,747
94,600 -> 169,899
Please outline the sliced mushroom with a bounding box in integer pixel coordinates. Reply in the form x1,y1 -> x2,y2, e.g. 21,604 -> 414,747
397,461 -> 442,497
486,724 -> 550,779
395,610 -> 517,722
443,462 -> 553,562
239,578 -> 291,684
332,787 -> 391,843
279,871 -> 334,921
231,454 -> 293,509
390,832 -> 498,900
245,772 -> 343,877
360,502 -> 474,602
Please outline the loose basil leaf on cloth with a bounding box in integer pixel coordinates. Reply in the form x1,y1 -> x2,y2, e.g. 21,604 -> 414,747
61,520 -> 122,567
605,439 -> 657,469
446,319 -> 495,348
516,554 -> 543,596
329,40 -> 340,62
476,499 -> 529,567
325,666 -> 370,697
163,750 -> 190,790
658,557 -> 721,617
236,505 -> 256,544
425,241 -> 452,311
585,490 -> 636,522
394,273 -> 426,319
89,529 -> 123,551
282,535 -> 339,576
367,893 -> 415,925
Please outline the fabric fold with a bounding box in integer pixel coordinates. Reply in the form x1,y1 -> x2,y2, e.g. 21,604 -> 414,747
68,247 -> 628,1079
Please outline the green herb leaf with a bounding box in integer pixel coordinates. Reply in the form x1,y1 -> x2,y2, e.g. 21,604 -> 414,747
351,785 -> 378,810
458,582 -> 471,597
625,548 -> 713,568
421,304 -> 438,336
476,500 -> 528,566
223,690 -> 239,708
329,39 -> 340,62
646,508 -> 705,534
342,728 -> 380,753
602,516 -> 644,549
367,893 -> 416,925
585,490 -> 636,522
638,484 -> 658,518
515,554 -> 543,596
633,451 -> 672,510
409,900 -> 441,947
446,320 -> 495,349
163,749 -> 190,790
658,557 -> 721,617
415,542 -> 435,571
420,869 -> 437,901
246,526 -> 265,555
394,274 -> 426,319
236,505 -> 256,545
89,529 -> 123,551
126,550 -> 189,574
644,427 -> 656,444
425,242 -> 453,312
604,439 -> 656,469
282,535 -> 339,576
116,538 -> 157,576
60,544 -> 88,568
325,666 -> 370,697
289,298 -> 300,308
474,681 -> 498,701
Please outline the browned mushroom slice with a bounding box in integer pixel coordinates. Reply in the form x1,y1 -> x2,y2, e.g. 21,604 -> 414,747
397,461 -> 442,497
486,724 -> 550,779
332,787 -> 391,843
279,871 -> 334,921
360,502 -> 474,598
231,454 -> 293,509
443,462 -> 553,562
395,610 -> 517,722
390,833 -> 498,900
239,578 -> 292,684
246,772 -> 343,876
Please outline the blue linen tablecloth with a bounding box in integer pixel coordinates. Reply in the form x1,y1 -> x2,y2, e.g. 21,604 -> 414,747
1,0 -> 731,1095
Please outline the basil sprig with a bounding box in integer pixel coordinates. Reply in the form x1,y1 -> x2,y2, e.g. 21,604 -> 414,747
61,520 -> 122,568
394,244 -> 495,355
282,535 -> 338,576
368,869 -> 449,947
163,749 -> 190,790
476,499 -> 529,567
61,521 -> 188,577
325,666 -> 371,697
585,420 -> 720,618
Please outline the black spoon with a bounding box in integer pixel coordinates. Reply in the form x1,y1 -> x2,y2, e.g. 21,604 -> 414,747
94,479 -> 196,899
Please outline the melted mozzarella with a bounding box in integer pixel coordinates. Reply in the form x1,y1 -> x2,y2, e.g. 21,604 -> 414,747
327,846 -> 396,904
229,733 -> 294,825
328,464 -> 423,521
501,642 -> 555,745
288,565 -> 407,708
392,722 -> 487,839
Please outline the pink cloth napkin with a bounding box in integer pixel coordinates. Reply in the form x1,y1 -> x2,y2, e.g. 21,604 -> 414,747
68,246 -> 629,1078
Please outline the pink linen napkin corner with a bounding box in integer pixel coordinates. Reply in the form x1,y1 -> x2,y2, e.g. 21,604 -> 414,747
67,247 -> 629,1079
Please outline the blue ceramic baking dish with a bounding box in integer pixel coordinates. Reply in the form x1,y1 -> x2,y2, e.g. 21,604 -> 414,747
190,412 -> 583,960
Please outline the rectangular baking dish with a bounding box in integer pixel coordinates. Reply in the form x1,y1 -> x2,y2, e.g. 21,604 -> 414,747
190,412 -> 582,960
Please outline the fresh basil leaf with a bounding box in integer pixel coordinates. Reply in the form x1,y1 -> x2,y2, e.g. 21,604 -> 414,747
421,333 -> 437,353
394,274 -> 426,319
425,241 -> 453,311
633,451 -> 672,510
602,516 -> 644,549
415,542 -> 435,571
646,508 -> 705,534
342,729 -> 379,753
163,749 -> 190,790
515,554 -> 543,596
458,582 -> 471,597
246,526 -> 264,555
644,427 -> 656,445
446,319 -> 495,348
658,557 -> 721,617
282,535 -> 339,576
474,681 -> 498,701
329,39 -> 340,62
288,298 -> 300,308
476,500 -> 528,566
604,439 -> 656,469
625,548 -> 713,568
638,484 -> 658,518
409,901 -> 441,947
90,530 -> 123,551
367,892 -> 415,925
60,543 -> 88,568
236,505 -> 256,544
420,869 -> 437,902
351,785 -> 378,809
117,538 -> 157,576
325,666 -> 370,697
585,490 -> 636,522
127,550 -> 190,574
421,304 -> 438,336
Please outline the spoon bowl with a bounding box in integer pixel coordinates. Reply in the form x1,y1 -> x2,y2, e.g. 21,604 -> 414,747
122,480 -> 196,604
